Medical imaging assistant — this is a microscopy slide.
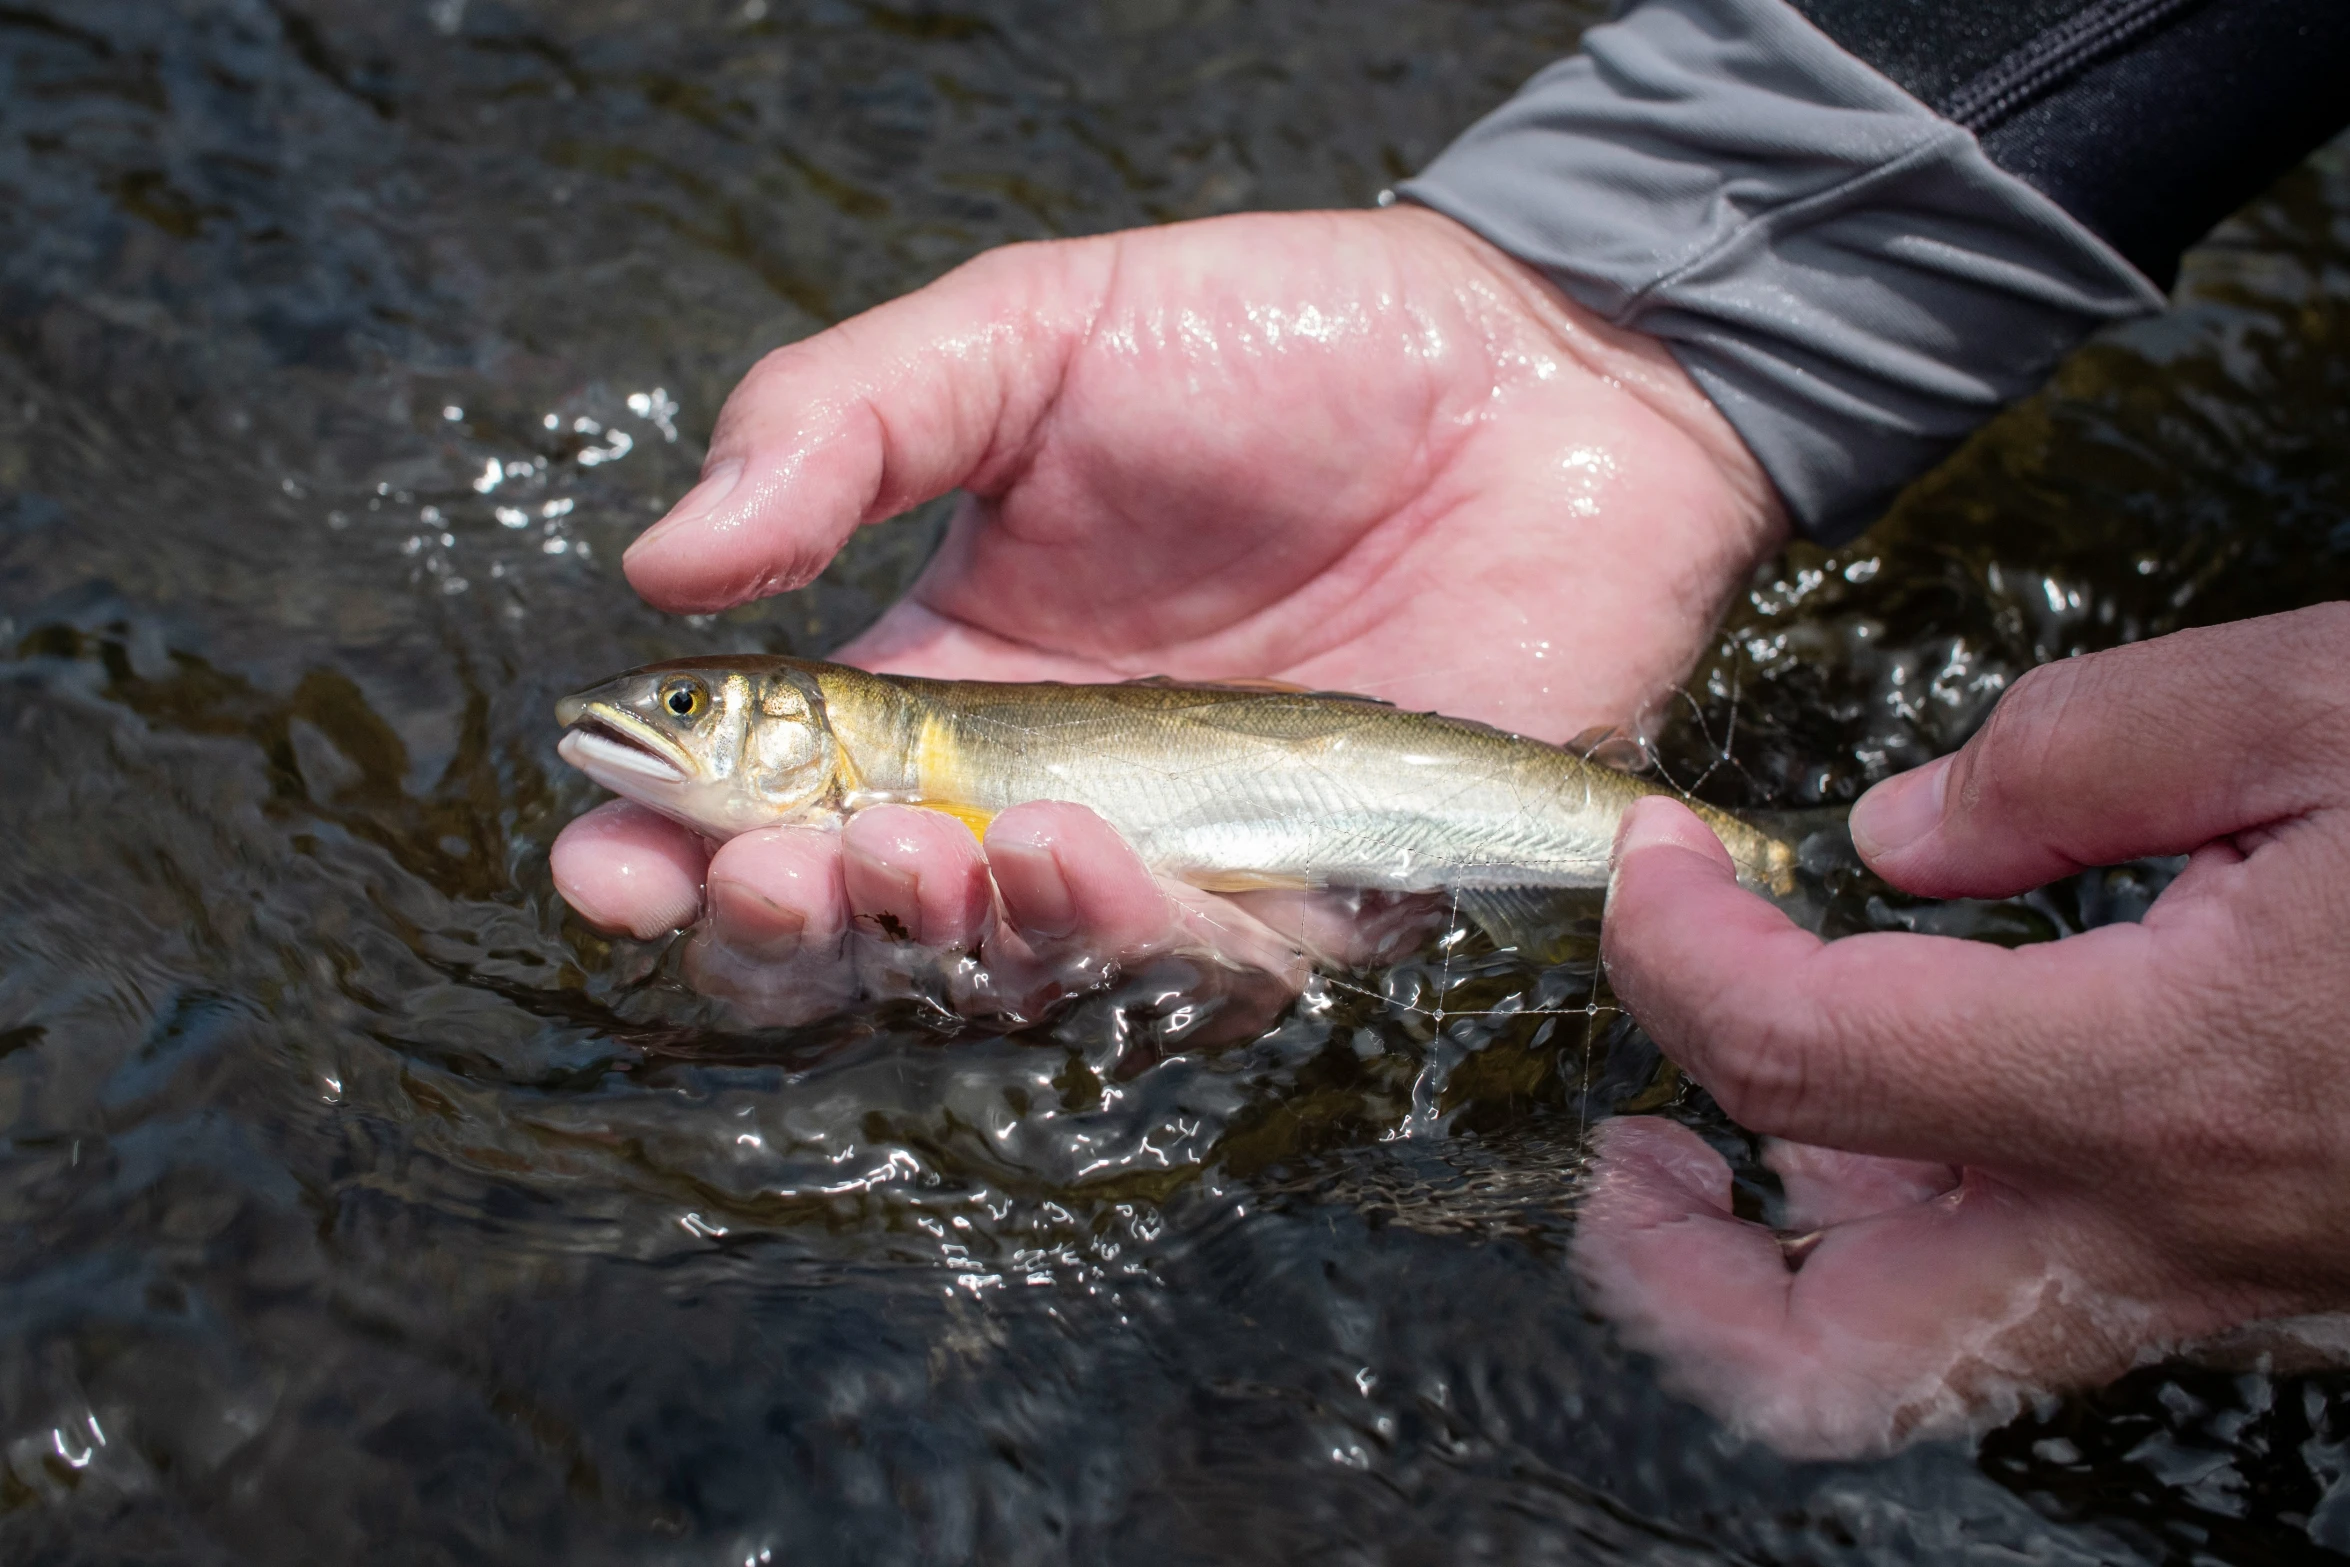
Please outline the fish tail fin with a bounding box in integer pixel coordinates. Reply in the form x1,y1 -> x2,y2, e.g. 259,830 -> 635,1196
1750,834 -> 1799,898
1733,806 -> 1854,897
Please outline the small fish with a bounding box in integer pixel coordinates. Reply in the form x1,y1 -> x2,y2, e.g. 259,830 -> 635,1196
554,657 -> 1795,914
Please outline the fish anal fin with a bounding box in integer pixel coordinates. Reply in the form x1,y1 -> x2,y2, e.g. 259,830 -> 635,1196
1452,887 -> 1591,963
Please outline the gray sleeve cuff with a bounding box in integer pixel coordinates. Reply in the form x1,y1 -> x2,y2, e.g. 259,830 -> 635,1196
1396,0 -> 2168,545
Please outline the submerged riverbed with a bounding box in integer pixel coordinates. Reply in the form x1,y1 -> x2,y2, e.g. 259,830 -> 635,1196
2,2 -> 2347,1561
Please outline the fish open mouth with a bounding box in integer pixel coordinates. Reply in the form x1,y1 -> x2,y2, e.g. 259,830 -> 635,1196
558,715 -> 690,785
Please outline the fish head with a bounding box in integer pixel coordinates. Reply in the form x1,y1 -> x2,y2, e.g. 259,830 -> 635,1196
555,659 -> 843,839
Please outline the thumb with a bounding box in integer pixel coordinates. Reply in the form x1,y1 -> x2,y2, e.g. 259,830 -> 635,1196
622,237 -> 1114,614
1850,605 -> 2350,899
1601,795 -> 2158,1163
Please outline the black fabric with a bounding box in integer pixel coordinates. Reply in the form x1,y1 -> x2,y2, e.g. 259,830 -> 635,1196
1977,0 -> 2350,289
1786,0 -> 2350,288
1785,0 -> 2095,105
1937,0 -> 2209,130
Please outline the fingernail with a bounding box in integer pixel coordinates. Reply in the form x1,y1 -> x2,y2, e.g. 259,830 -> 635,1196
843,840 -> 923,944
1614,799 -> 1684,859
993,839 -> 1077,940
1850,754 -> 1952,860
1608,798 -> 1720,905
627,457 -> 743,558
708,873 -> 808,960
1612,796 -> 1728,863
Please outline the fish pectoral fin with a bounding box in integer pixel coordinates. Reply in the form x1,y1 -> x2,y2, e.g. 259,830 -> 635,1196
1451,887 -> 1595,963
911,800 -> 995,840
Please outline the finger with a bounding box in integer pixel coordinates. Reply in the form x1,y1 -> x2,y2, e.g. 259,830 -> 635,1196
702,827 -> 851,962
622,240 -> 1114,613
1222,887 -> 1447,968
1603,797 -> 2159,1162
1573,1119 -> 2117,1458
840,805 -> 993,949
549,800 -> 708,939
983,802 -> 1186,956
1851,604 -> 2350,897
982,803 -> 1309,983
679,828 -> 862,1025
834,596 -> 1131,684
1767,1141 -> 1959,1232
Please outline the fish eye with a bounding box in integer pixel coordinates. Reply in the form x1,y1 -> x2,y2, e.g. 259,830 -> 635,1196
659,677 -> 707,719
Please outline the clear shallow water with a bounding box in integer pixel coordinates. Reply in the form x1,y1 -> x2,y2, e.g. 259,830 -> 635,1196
0,2 -> 2346,1561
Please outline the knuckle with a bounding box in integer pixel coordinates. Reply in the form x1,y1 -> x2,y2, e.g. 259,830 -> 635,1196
1953,654 -> 2117,823
945,235 -> 1086,311
2262,605 -> 2350,769
958,236 -> 1054,282
2291,598 -> 2350,649
708,344 -> 811,446
1699,1016 -> 1823,1135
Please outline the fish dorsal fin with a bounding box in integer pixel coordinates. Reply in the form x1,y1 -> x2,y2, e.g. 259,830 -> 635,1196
1121,674 -> 1396,706
1564,725 -> 1653,774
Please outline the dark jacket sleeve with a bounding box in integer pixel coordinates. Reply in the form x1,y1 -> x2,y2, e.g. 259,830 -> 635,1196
1396,0 -> 2350,544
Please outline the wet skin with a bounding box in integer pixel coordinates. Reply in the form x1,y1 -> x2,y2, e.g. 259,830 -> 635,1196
1591,606 -> 2350,1456
551,204 -> 2350,1455
553,203 -> 1784,1013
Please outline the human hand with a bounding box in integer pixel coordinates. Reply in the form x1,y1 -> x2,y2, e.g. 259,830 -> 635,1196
555,205 -> 1784,1013
1580,604 -> 2350,1458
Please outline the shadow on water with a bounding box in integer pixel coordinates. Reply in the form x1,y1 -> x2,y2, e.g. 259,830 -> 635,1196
0,0 -> 2346,1561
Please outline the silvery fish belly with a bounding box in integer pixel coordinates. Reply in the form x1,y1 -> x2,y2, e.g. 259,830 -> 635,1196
909,681 -> 1657,893
553,655 -> 1796,896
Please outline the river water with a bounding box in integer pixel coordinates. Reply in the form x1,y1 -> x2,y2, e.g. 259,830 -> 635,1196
2,2 -> 2346,1561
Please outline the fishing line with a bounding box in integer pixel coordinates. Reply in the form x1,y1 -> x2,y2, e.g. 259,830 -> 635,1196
1313,969 -> 1623,1025
1433,885 -> 1460,1029
1577,996 -> 1602,1147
